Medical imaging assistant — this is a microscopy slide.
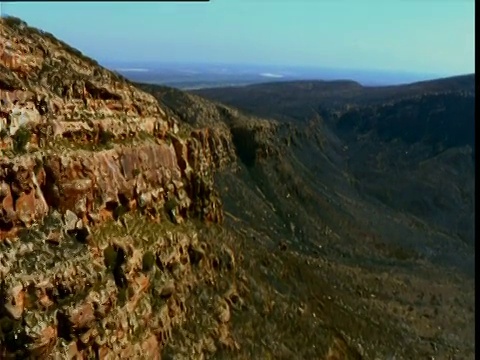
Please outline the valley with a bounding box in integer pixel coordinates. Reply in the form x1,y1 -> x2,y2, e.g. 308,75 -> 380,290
0,16 -> 475,360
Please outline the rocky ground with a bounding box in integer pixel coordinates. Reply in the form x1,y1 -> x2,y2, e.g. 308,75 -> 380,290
0,16 -> 475,360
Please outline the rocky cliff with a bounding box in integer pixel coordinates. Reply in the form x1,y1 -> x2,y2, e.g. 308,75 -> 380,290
0,16 -> 239,359
0,17 -> 239,233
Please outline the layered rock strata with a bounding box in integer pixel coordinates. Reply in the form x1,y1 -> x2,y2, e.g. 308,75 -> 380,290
0,17 -> 237,359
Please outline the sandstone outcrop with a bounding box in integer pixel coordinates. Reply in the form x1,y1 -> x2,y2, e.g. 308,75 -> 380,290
0,16 -> 238,237
0,16 -> 238,359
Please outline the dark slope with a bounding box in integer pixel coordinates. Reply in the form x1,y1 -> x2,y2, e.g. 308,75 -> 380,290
194,74 -> 474,119
192,75 -> 475,250
334,92 -> 475,247
140,81 -> 475,359
147,74 -> 476,268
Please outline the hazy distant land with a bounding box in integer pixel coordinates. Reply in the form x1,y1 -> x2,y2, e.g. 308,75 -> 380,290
103,61 -> 447,90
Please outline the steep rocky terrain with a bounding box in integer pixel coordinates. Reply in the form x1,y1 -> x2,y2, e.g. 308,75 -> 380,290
0,16 -> 475,360
195,76 -> 475,261
0,16 -> 239,359
142,81 -> 476,359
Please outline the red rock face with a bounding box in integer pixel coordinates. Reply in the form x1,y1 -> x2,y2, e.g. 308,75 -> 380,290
0,14 -> 238,238
1,184 -> 15,220
0,14 -> 236,236
69,303 -> 96,330
141,335 -> 161,360
0,129 -> 233,238
0,158 -> 48,236
0,17 -> 238,360
40,144 -> 182,219
15,189 -> 37,224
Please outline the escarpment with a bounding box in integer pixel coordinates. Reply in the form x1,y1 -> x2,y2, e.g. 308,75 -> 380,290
0,17 -> 239,358
0,129 -> 236,238
0,17 -> 238,238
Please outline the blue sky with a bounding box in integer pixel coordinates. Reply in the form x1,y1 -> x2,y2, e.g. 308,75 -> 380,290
1,0 -> 475,76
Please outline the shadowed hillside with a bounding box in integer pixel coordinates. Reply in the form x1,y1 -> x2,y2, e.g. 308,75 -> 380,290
193,76 -> 475,252
144,78 -> 475,358
195,74 -> 474,119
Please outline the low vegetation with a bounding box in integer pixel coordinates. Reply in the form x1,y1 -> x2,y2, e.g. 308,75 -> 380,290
12,126 -> 31,154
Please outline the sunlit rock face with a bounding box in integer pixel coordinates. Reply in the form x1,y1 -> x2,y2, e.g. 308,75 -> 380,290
0,17 -> 237,359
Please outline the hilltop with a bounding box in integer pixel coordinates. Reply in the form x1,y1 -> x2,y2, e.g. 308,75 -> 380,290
195,74 -> 475,115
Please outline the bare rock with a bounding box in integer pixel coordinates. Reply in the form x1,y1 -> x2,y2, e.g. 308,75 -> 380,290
4,284 -> 25,319
216,298 -> 231,323
160,281 -> 176,299
64,209 -> 79,231
68,302 -> 95,330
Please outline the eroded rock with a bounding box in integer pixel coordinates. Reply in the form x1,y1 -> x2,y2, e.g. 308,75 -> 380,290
0,16 -> 238,360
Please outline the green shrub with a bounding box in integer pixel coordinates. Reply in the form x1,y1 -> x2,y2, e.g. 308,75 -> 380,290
112,204 -> 128,221
0,129 -> 8,140
164,197 -> 180,223
2,16 -> 26,28
142,251 -> 155,272
103,245 -> 118,270
98,129 -> 114,148
164,198 -> 178,213
12,127 -> 31,154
